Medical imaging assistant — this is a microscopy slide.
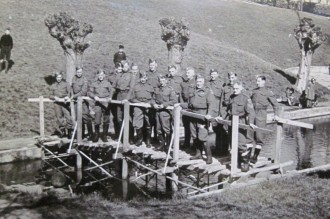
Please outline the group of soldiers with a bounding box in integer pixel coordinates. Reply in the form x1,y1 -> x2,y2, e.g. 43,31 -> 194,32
50,45 -> 282,172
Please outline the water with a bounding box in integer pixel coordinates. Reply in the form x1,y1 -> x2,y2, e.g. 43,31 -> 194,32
1,116 -> 330,198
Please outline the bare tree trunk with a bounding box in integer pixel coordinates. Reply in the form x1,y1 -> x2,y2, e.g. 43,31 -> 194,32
168,44 -> 183,73
65,51 -> 76,85
295,50 -> 313,93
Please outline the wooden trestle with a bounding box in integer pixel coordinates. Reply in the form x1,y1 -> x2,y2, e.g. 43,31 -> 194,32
28,96 -> 313,198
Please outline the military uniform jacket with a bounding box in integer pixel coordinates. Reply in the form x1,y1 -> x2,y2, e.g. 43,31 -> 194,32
152,86 -> 177,108
207,79 -> 223,117
114,72 -> 133,91
50,80 -> 70,99
71,76 -> 88,98
251,87 -> 278,113
88,79 -> 113,99
219,83 -> 234,117
189,87 -> 214,115
130,82 -> 154,103
305,83 -> 316,100
180,78 -> 196,103
167,75 -> 183,95
107,71 -> 118,86
146,70 -> 162,89
227,93 -> 255,124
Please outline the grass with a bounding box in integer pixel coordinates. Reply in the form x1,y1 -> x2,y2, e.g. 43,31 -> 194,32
1,173 -> 330,218
1,0 -> 330,138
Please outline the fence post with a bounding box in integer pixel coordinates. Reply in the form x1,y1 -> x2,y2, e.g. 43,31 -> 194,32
230,115 -> 239,177
39,96 -> 45,137
77,97 -> 83,144
123,100 -> 130,150
274,107 -> 284,164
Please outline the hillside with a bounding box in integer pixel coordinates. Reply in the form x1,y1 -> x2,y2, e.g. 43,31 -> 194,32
1,0 -> 330,138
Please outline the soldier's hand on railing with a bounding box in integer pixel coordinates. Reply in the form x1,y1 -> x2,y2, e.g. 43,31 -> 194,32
54,96 -> 60,102
204,114 -> 212,120
94,96 -> 100,102
64,96 -> 70,103
215,116 -> 223,123
273,115 -> 280,122
249,123 -> 257,130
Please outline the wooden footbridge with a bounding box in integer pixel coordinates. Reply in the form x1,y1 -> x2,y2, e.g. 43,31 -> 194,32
28,96 -> 314,198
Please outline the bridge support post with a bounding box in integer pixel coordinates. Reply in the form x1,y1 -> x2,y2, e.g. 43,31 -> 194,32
230,115 -> 239,177
77,97 -> 83,144
274,107 -> 284,165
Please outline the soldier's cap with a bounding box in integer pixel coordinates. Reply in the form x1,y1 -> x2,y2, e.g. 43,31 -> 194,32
76,67 -> 83,71
210,68 -> 218,74
5,27 -> 10,31
286,87 -> 295,93
119,45 -> 124,49
115,62 -> 123,68
149,58 -> 157,64
97,69 -> 105,74
311,77 -> 316,82
139,72 -> 148,79
168,65 -> 176,70
54,71 -> 63,77
196,74 -> 205,80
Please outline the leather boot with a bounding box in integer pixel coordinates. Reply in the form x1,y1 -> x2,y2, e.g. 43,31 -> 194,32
67,129 -> 73,139
101,124 -> 109,142
87,123 -> 94,141
155,131 -> 165,151
59,128 -> 66,138
239,149 -> 249,172
203,142 -> 212,164
190,139 -> 202,160
250,148 -> 261,164
164,133 -> 172,152
135,128 -> 143,146
146,128 -> 152,148
93,125 -> 100,142
129,125 -> 134,145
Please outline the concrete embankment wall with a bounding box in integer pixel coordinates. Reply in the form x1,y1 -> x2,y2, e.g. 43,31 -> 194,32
0,138 -> 41,164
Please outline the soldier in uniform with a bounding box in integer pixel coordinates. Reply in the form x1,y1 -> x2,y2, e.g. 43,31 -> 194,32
277,87 -> 299,106
114,61 -> 135,143
217,81 -> 256,171
250,75 -> 279,164
49,71 -> 73,138
166,65 -> 183,102
183,75 -> 214,164
180,67 -> 196,149
88,69 -> 113,142
152,76 -> 177,151
130,72 -> 154,147
107,63 -> 122,140
71,67 -> 93,140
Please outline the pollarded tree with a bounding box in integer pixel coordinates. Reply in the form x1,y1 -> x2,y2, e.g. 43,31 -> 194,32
159,17 -> 190,73
45,12 -> 93,84
294,15 -> 326,92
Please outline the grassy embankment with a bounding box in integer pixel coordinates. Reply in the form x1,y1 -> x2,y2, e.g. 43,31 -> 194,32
1,173 -> 330,218
0,0 -> 330,138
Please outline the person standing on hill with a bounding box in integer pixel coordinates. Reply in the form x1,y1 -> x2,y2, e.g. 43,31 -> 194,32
88,69 -> 113,143
113,45 -> 126,66
130,72 -> 154,147
71,67 -> 93,141
250,75 -> 279,164
49,71 -> 73,138
183,75 -> 214,164
0,28 -> 13,73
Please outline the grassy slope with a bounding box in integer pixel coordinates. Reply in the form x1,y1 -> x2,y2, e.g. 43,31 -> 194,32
2,174 -> 330,218
0,0 -> 330,138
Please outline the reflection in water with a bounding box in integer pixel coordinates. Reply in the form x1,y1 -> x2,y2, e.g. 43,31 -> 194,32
296,128 -> 313,170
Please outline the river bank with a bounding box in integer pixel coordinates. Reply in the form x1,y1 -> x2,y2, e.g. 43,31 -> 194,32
0,172 -> 329,218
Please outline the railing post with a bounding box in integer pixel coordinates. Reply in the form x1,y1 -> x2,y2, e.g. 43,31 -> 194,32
230,115 -> 239,177
173,105 -> 181,162
274,107 -> 284,164
77,97 -> 83,144
123,100 -> 130,150
39,96 -> 45,137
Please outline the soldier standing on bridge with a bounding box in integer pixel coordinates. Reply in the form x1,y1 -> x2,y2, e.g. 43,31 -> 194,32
166,65 -> 183,102
152,76 -> 177,152
49,71 -> 73,138
71,67 -> 93,140
88,69 -> 113,143
130,72 -> 154,147
180,67 -> 196,149
184,75 -> 215,164
250,75 -> 279,164
114,61 -> 135,143
206,69 -> 223,154
217,81 -> 256,172
218,72 -> 238,156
